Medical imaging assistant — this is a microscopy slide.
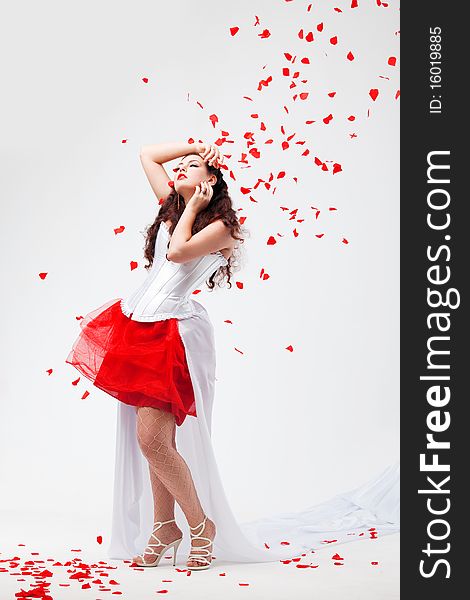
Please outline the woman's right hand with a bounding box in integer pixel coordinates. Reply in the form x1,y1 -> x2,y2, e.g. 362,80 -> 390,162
198,143 -> 224,168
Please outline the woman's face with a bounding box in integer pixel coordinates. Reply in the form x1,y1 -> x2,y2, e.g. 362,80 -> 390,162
173,154 -> 207,190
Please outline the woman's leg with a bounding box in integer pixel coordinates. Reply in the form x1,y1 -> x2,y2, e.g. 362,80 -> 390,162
132,420 -> 182,564
135,406 -> 216,567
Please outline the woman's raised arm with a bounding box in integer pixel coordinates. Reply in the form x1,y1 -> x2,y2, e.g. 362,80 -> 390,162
140,141 -> 204,164
139,141 -> 204,201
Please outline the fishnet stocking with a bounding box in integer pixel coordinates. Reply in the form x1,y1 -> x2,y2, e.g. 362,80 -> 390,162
134,406 -> 216,567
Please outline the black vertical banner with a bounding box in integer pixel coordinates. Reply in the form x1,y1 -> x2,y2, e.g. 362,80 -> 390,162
401,2 -> 465,596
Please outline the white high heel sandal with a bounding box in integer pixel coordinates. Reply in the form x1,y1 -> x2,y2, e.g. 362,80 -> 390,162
134,518 -> 183,567
187,516 -> 215,571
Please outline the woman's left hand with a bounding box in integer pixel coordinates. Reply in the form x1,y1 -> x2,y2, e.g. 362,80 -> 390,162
187,180 -> 214,213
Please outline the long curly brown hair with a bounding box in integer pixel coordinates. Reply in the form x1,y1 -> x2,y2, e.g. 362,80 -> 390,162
141,160 -> 245,290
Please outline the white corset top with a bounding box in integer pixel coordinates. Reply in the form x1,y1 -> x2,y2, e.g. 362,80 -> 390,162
120,221 -> 228,322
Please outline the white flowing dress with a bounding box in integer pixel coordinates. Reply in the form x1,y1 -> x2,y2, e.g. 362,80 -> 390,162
107,222 -> 400,563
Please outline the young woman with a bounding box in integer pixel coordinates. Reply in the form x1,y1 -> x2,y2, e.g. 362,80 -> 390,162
66,140 -> 240,570
66,141 -> 400,571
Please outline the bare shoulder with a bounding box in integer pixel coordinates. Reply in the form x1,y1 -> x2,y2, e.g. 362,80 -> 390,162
211,219 -> 237,260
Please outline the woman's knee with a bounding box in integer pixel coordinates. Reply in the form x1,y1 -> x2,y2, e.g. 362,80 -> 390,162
136,406 -> 175,457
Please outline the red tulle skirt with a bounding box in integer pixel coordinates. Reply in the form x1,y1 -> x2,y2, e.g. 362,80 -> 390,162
65,298 -> 197,426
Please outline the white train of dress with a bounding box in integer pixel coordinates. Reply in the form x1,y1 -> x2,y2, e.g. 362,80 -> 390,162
107,223 -> 400,563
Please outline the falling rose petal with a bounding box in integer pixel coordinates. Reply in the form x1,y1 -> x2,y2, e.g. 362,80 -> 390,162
348,115 -> 356,121
328,92 -> 336,97
334,6 -> 342,12
259,29 -> 271,39
332,553 -> 344,560
239,583 -> 250,587
347,51 -> 355,61
317,22 -> 324,31
316,233 -> 325,238
81,390 -> 90,399
305,31 -> 314,42
46,368 -> 53,375
296,564 -> 311,568
323,114 -> 333,124
240,187 -> 251,195
130,261 -> 138,271
286,345 -> 294,352
388,56 -> 397,66
369,88 -> 379,101
209,114 -> 218,127
395,89 -> 400,99
121,139 -> 127,144
96,536 -> 102,544
168,180 -> 174,189
191,289 -> 202,295
329,207 -> 338,211
334,562 -> 344,566
332,163 -> 342,174
142,77 -> 148,83
299,92 -> 309,100
114,226 -> 125,235
219,572 -> 226,576
236,281 -> 244,289
330,36 -> 338,45
350,133 -> 358,139
156,591 -> 168,594
235,347 -> 244,355
230,26 -> 239,36
39,272 -> 48,280
72,377 -> 80,386
351,0 -> 358,7
280,541 -> 291,545
264,542 -> 270,549
371,561 -> 379,565
267,235 -> 277,245
342,238 -> 349,244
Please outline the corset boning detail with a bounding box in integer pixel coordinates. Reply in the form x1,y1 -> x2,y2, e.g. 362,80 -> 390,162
120,223 -> 228,322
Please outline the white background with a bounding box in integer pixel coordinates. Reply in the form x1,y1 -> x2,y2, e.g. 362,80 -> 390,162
1,0 -> 399,538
